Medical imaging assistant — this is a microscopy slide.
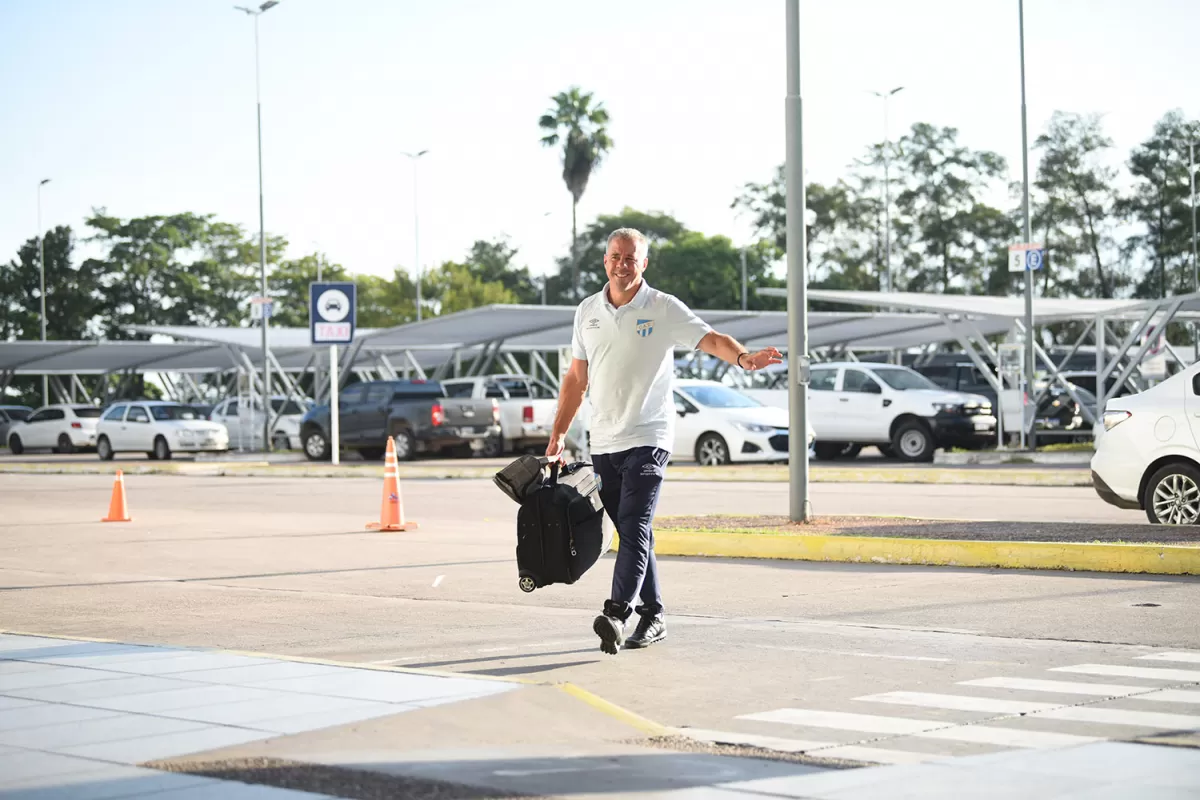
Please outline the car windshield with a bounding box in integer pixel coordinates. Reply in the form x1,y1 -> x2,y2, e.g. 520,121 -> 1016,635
72,407 -> 103,418
679,384 -> 761,409
5,409 -> 30,421
270,399 -> 306,415
870,368 -> 941,391
151,405 -> 204,421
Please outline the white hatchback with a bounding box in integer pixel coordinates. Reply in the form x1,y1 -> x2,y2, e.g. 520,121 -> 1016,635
96,401 -> 229,461
1091,362 -> 1200,524
6,404 -> 102,454
673,379 -> 816,466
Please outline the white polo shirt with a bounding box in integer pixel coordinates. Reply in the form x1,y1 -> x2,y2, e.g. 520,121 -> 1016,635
571,281 -> 712,455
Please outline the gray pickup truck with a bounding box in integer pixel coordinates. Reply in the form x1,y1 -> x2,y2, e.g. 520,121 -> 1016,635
299,379 -> 501,461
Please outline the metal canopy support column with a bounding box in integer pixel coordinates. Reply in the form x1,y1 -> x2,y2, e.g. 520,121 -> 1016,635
49,375 -> 71,404
374,353 -> 399,381
501,352 -> 524,376
1095,314 -> 1106,422
1029,318 -> 1095,407
403,351 -> 428,381
338,338 -> 368,391
70,374 -> 94,403
531,350 -> 557,389
1106,298 -> 1184,405
1098,303 -> 1161,404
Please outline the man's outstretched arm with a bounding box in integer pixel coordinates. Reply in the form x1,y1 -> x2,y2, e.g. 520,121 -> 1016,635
697,331 -> 783,371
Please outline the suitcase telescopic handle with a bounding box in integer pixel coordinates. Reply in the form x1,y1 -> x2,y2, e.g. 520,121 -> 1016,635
535,455 -> 559,485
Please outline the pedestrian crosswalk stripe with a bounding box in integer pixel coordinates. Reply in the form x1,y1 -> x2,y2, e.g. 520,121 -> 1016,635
738,708 -> 1101,749
1135,652 -> 1200,664
856,691 -> 1056,714
959,677 -> 1200,704
677,728 -> 938,765
1038,707 -> 1200,729
1051,664 -> 1200,682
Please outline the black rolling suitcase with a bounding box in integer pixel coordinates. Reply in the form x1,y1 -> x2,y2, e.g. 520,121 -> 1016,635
494,456 -> 610,593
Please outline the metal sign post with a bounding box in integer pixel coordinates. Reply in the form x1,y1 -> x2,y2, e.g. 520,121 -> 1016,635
310,281 -> 356,466
1009,242 -> 1044,450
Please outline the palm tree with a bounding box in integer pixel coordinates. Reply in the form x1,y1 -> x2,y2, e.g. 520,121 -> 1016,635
539,87 -> 613,293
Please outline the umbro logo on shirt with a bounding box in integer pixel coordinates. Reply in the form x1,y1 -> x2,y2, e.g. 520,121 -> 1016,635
636,319 -> 654,338
586,318 -> 600,330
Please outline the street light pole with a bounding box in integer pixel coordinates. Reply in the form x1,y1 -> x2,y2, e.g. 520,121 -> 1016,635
37,178 -> 50,406
1018,0 -> 1036,451
871,86 -> 903,294
1190,140 -> 1197,295
402,150 -> 429,321
785,0 -> 811,522
236,0 -> 279,452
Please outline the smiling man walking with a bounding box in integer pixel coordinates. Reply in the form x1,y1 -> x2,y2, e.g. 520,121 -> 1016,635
546,227 -> 782,655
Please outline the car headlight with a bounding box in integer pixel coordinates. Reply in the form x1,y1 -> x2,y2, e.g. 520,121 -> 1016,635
177,430 -> 196,443
1103,410 -> 1131,431
932,403 -> 961,414
733,422 -> 776,434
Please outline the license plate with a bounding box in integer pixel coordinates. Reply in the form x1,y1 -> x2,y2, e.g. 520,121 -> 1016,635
973,421 -> 992,431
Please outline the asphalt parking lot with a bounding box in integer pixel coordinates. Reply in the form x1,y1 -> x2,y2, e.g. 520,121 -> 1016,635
2,468 -> 1193,771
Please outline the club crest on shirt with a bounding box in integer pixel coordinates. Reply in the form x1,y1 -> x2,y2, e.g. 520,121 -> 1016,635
636,319 -> 654,338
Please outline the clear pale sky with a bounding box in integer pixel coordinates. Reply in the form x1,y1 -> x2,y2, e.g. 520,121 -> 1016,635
2,0 -> 1195,293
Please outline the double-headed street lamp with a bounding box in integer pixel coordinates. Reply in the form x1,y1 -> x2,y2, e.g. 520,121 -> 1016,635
402,150 -> 430,321
870,86 -> 903,295
37,178 -> 50,406
234,0 -> 279,451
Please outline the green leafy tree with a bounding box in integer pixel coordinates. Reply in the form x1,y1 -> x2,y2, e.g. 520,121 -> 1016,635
357,269 -> 418,328
268,253 -> 350,327
1122,110 -> 1200,298
1031,112 -> 1127,299
459,238 -> 539,304
548,208 -> 687,301
539,86 -> 613,293
0,226 -> 103,341
423,262 -> 516,314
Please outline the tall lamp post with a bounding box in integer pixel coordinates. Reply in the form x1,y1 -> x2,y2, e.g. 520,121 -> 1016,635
1018,0 -> 1036,451
37,178 -> 50,406
235,0 -> 280,452
870,86 -> 903,294
402,149 -> 429,321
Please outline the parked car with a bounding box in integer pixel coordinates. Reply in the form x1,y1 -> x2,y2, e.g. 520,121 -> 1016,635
96,401 -> 230,461
209,395 -> 309,451
5,404 -> 103,454
673,379 -> 815,466
440,374 -> 558,456
299,379 -> 501,462
0,405 -> 33,448
743,362 -> 995,462
1091,361 -> 1200,524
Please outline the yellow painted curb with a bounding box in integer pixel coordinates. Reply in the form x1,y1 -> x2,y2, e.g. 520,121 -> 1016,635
557,682 -> 672,737
616,531 -> 1200,576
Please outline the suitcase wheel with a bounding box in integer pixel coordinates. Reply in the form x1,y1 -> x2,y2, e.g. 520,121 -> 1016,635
518,575 -> 537,593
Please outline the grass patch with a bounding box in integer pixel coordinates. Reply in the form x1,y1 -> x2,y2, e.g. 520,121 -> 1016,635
1039,441 -> 1095,452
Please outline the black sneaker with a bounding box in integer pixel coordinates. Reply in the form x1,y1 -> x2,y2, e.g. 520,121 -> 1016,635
593,613 -> 625,655
625,614 -> 666,649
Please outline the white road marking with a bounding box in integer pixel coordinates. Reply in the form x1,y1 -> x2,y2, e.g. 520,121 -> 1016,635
755,645 -> 950,663
1051,664 -> 1200,682
1038,707 -> 1200,729
856,691 -> 1055,714
1136,652 -> 1200,664
676,728 -> 936,765
432,575 -> 444,588
741,708 -> 1100,749
959,677 -> 1200,704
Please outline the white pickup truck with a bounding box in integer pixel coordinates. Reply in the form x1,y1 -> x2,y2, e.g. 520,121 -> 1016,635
740,361 -> 996,462
440,374 -> 559,456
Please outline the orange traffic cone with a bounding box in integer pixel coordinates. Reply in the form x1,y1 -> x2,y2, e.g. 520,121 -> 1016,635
101,469 -> 132,522
367,436 -> 417,532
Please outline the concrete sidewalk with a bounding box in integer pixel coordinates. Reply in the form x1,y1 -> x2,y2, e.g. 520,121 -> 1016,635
3,633 -> 1199,798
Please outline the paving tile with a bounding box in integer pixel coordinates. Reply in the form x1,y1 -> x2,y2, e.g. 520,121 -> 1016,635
138,781 -> 340,799
165,662 -> 344,686
6,676 -> 198,703
0,763 -> 212,799
954,741 -> 1200,790
80,685 -> 287,714
252,670 -> 514,704
0,713 -> 212,751
60,726 -> 272,764
0,636 -> 89,652
0,666 -> 127,692
0,641 -> 137,661
161,692 -> 391,727
0,695 -> 42,712
88,654 -> 279,677
0,662 -> 58,676
0,703 -> 121,732
20,649 -> 196,670
1055,786 -> 1200,800
0,750 -> 110,785
814,767 -> 1099,799
251,702 -> 410,735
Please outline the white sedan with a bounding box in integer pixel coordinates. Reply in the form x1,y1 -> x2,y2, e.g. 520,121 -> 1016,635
96,401 -> 229,461
6,404 -> 102,454
673,379 -> 815,466
1091,361 -> 1200,524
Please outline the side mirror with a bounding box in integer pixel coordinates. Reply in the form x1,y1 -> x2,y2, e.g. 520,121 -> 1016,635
676,406 -> 689,417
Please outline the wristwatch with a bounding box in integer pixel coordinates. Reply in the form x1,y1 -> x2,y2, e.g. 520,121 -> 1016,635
737,353 -> 749,370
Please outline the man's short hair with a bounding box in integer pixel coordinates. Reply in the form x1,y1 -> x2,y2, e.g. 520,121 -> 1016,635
606,227 -> 649,259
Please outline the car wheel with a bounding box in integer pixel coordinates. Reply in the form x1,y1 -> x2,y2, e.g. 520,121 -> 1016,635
392,430 -> 415,461
153,436 -> 172,461
358,447 -> 385,461
272,432 -> 291,451
695,433 -> 730,466
97,436 -> 114,461
303,429 -> 329,461
814,442 -> 861,460
1145,462 -> 1200,525
481,435 -> 504,458
56,434 -> 75,455
8,434 -> 23,455
892,420 -> 935,462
